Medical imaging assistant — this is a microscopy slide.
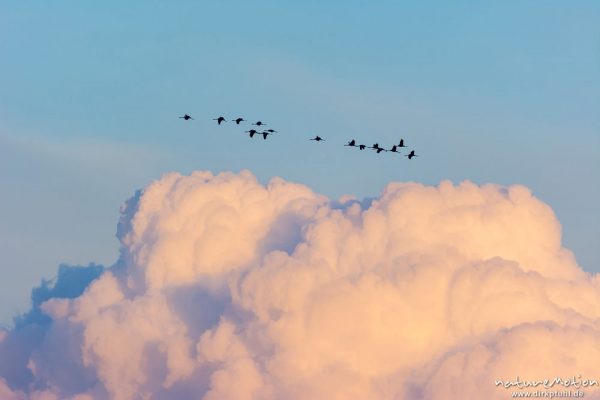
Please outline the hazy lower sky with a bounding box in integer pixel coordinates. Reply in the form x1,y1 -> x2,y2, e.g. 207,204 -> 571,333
1,1 -> 598,324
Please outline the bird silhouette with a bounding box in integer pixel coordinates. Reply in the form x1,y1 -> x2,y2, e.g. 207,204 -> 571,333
260,131 -> 274,140
213,116 -> 226,125
234,117 -> 245,124
252,121 -> 266,126
388,145 -> 401,153
358,144 -> 366,150
179,114 -> 193,120
398,139 -> 407,148
265,129 -> 277,133
344,139 -> 356,147
310,136 -> 325,141
245,129 -> 258,138
405,150 -> 418,159
368,143 -> 386,154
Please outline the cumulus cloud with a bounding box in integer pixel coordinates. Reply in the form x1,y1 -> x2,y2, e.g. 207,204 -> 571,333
1,170 -> 599,399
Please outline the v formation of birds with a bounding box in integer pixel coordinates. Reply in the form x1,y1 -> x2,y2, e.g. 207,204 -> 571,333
179,114 -> 419,160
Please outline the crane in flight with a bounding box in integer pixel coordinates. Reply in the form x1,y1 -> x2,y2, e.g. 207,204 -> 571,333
310,136 -> 325,142
245,129 -> 258,138
260,131 -> 275,140
179,114 -> 193,120
369,143 -> 386,154
405,150 -> 418,159
213,116 -> 226,125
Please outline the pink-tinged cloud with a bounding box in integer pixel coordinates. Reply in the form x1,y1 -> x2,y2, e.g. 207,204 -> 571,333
1,170 -> 599,399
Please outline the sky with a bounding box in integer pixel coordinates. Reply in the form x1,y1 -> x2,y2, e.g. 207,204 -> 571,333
1,0 -> 599,326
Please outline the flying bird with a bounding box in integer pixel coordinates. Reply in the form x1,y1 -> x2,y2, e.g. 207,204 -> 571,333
234,117 -> 245,124
398,139 -> 407,148
260,131 -> 274,140
245,129 -> 258,138
405,150 -> 418,159
265,129 -> 278,133
358,144 -> 366,150
344,139 -> 356,147
213,116 -> 226,125
369,143 -> 386,154
388,145 -> 401,153
179,114 -> 193,120
310,136 -> 325,142
252,121 -> 267,126
369,143 -> 386,153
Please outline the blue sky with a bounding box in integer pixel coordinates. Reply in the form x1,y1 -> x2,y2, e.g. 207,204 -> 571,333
1,0 -> 598,324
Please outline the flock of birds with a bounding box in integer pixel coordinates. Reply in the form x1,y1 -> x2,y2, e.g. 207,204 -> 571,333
179,114 -> 419,160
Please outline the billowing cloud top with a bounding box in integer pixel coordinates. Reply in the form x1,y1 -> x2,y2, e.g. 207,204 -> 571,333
1,170 -> 599,400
